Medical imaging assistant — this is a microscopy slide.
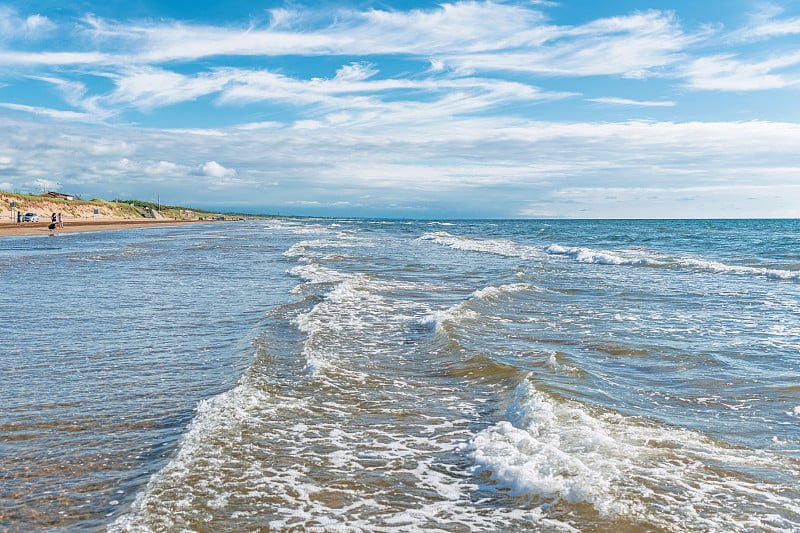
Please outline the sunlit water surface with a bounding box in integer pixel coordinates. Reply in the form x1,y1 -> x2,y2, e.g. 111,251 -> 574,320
2,219 -> 799,532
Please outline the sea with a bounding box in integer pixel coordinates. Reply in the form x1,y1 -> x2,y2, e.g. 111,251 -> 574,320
1,218 -> 799,532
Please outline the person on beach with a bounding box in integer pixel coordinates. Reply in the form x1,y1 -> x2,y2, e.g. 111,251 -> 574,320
16,211 -> 21,225
57,213 -> 63,228
49,213 -> 57,232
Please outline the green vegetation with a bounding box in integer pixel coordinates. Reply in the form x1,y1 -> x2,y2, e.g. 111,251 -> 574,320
2,189 -> 272,220
2,191 -> 138,218
111,198 -> 265,219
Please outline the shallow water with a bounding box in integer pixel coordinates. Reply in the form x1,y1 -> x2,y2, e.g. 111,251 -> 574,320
2,219 -> 799,532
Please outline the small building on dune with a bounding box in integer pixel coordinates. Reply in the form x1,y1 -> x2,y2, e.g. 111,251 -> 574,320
40,191 -> 76,201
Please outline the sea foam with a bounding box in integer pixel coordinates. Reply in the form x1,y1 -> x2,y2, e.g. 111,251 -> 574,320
420,283 -> 537,334
465,380 -> 633,516
464,379 -> 800,530
544,244 -> 660,266
420,231 -> 543,260
426,230 -> 800,282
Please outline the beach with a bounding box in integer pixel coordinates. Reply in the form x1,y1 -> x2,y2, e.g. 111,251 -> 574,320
0,218 -> 215,237
0,191 -> 235,238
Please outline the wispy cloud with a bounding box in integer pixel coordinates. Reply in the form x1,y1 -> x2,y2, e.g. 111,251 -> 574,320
0,102 -> 100,122
682,52 -> 800,90
27,61 -> 570,125
103,66 -> 231,111
1,3 -> 692,78
588,97 -> 676,107
730,4 -> 800,41
449,10 -> 692,77
0,51 -> 111,66
0,6 -> 56,41
0,0 -> 793,116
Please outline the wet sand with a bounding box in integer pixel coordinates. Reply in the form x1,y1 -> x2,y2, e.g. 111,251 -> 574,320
0,218 -> 215,237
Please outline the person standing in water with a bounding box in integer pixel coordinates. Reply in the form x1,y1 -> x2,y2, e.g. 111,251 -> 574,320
57,212 -> 63,228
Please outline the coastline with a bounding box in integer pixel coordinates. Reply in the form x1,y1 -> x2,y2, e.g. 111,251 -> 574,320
0,218 -> 218,238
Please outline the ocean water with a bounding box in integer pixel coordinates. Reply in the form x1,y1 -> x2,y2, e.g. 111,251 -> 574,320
1,218 -> 799,532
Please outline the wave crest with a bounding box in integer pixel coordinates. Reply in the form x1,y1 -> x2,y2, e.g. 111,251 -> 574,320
464,379 -> 800,530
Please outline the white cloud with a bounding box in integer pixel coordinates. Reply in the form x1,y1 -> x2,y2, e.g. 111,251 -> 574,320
0,102 -> 99,122
215,66 -> 571,126
682,52 -> 800,90
0,3 -> 691,82
428,59 -> 446,73
731,5 -> 800,41
86,140 -> 136,156
286,200 -> 352,207
31,178 -> 60,191
0,1 -> 770,128
3,115 -> 800,217
234,121 -> 283,131
0,7 -> 56,41
144,160 -> 183,176
588,97 -> 676,107
199,161 -> 236,179
104,66 -> 231,110
423,9 -> 693,78
332,62 -> 378,82
24,14 -> 54,34
29,76 -> 88,106
0,51 -> 110,66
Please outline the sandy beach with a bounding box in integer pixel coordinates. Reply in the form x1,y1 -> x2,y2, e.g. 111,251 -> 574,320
0,218 -> 214,237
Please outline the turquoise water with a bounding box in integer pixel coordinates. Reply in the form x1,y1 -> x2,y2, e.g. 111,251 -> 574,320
2,219 -> 799,532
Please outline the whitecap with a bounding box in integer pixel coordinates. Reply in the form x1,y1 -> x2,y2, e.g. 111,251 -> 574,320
463,379 -> 800,530
678,257 -> 800,280
545,244 -> 660,266
421,231 -> 542,260
421,283 -> 535,334
544,242 -> 800,281
471,283 -> 537,299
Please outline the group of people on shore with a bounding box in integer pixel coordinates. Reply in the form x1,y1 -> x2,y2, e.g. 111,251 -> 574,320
49,212 -> 64,231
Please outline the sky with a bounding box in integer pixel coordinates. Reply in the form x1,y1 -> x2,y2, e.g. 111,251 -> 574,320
1,1 -> 800,218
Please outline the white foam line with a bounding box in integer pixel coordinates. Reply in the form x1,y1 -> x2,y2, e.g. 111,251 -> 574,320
544,243 -> 662,266
678,257 -> 800,280
424,229 -> 800,281
108,375 -> 284,532
420,231 -> 543,260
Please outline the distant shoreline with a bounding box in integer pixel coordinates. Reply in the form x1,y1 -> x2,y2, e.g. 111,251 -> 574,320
0,218 -> 222,238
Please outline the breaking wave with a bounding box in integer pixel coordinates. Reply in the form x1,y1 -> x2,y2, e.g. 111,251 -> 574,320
465,379 -> 800,532
420,232 -> 543,260
422,231 -> 800,281
419,282 -> 539,334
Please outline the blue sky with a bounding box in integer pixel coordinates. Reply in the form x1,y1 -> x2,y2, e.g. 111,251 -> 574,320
1,0 -> 800,218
